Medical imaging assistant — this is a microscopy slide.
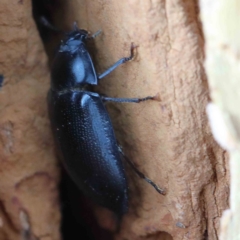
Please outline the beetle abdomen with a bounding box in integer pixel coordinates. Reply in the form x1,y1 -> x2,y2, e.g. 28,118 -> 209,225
48,90 -> 128,215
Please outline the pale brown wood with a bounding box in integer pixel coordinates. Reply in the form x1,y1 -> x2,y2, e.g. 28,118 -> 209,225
201,1 -> 240,239
0,0 -> 61,239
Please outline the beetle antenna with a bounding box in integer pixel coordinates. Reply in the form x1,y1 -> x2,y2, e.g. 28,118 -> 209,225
86,29 -> 102,40
38,16 -> 63,33
73,22 -> 79,31
89,29 -> 102,39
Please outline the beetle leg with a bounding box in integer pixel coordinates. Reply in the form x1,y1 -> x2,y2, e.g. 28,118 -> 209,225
98,43 -> 136,80
101,96 -> 154,103
87,30 -> 102,39
118,146 -> 166,195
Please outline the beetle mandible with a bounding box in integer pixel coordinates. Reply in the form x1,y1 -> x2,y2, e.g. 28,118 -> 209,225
48,23 -> 165,216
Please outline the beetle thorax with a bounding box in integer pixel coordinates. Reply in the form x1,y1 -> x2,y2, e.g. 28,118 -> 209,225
51,31 -> 98,92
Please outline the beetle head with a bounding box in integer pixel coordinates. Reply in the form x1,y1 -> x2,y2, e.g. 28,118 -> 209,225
66,22 -> 90,42
51,22 -> 98,91
58,22 -> 92,54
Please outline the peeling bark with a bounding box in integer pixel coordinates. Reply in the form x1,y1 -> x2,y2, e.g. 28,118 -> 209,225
0,1 -> 61,239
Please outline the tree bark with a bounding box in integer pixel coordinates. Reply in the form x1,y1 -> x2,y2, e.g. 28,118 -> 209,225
0,0 -> 230,239
0,1 -> 61,239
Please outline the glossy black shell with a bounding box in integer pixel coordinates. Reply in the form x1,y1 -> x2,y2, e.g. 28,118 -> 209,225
48,29 -> 128,215
51,29 -> 98,91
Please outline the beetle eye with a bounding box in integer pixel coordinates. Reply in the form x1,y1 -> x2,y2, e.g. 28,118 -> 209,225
74,33 -> 80,39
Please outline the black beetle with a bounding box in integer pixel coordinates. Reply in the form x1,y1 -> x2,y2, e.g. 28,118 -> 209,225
48,23 -> 165,216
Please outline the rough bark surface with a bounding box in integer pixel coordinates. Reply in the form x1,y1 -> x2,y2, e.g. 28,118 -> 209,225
200,1 -> 240,240
0,0 -> 230,239
47,0 -> 229,239
0,1 -> 61,240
